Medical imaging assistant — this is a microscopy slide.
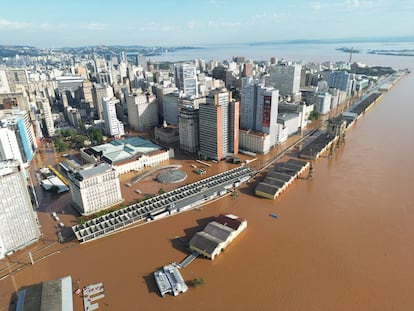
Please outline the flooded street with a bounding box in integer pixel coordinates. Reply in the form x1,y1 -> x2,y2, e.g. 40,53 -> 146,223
1,70 -> 414,310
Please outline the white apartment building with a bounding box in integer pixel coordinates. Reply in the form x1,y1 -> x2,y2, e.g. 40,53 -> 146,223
0,110 -> 37,166
0,127 -> 24,164
126,93 -> 158,131
0,160 -> 40,259
102,97 -> 124,138
92,83 -> 114,119
38,98 -> 55,137
67,162 -> 123,216
174,63 -> 198,98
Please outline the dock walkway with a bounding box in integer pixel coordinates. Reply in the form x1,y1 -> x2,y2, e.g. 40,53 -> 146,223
178,252 -> 199,268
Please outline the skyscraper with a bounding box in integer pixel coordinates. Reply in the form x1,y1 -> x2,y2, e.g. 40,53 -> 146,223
266,64 -> 301,96
0,110 -> 37,166
0,160 -> 40,259
179,106 -> 199,153
126,93 -> 158,131
38,98 -> 55,137
174,63 -> 198,98
240,78 -> 279,147
102,97 -> 125,137
92,83 -> 114,119
327,71 -> 354,96
199,89 -> 239,160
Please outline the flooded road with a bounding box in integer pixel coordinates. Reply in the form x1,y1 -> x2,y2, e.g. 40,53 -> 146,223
1,71 -> 414,310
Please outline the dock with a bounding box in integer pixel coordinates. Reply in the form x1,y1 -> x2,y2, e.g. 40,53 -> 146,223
83,282 -> 105,310
255,159 -> 310,200
154,263 -> 188,297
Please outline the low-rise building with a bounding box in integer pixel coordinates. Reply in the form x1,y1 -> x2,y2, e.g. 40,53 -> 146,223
154,124 -> 179,144
15,276 -> 73,311
239,129 -> 272,154
277,113 -> 301,137
80,136 -> 173,175
189,214 -> 247,260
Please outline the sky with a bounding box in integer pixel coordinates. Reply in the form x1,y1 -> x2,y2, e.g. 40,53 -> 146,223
0,0 -> 413,48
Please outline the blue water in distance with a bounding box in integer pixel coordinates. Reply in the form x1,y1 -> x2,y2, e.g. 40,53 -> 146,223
150,41 -> 414,69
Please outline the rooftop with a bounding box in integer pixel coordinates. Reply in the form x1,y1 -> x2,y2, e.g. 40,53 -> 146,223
86,136 -> 163,164
73,163 -> 113,180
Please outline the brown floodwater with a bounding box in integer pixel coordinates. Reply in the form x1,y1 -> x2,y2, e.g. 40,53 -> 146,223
1,71 -> 414,311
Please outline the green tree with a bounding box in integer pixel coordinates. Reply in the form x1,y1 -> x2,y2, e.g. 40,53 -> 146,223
158,188 -> 165,195
53,137 -> 68,152
72,135 -> 88,149
89,128 -> 103,144
308,111 -> 320,121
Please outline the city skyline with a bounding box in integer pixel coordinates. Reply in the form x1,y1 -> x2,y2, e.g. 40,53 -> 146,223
1,0 -> 413,48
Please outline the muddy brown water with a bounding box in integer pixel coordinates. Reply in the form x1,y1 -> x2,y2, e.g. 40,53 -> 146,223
1,73 -> 414,310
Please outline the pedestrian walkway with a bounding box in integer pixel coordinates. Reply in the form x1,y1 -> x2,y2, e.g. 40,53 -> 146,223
178,251 -> 199,268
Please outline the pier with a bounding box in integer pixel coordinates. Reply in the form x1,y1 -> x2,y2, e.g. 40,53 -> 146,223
72,166 -> 254,243
255,159 -> 310,200
178,251 -> 199,268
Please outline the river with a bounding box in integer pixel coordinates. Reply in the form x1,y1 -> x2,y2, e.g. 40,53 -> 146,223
1,49 -> 414,310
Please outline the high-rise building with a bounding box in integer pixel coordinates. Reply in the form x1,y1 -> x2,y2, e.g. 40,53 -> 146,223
0,110 -> 37,166
199,89 -> 239,160
266,64 -> 302,96
38,99 -> 55,137
0,160 -> 40,259
102,97 -> 124,138
67,162 -> 123,216
240,78 -> 279,147
0,69 -> 10,93
174,63 -> 198,98
92,83 -> 114,119
179,106 -> 199,153
5,69 -> 28,92
327,71 -> 354,96
136,54 -> 147,67
79,80 -> 94,108
126,93 -> 158,131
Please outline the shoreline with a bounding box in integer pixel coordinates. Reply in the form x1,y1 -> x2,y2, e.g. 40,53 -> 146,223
0,72 -> 409,310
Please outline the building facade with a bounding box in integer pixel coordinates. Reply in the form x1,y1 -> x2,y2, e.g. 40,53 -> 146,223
38,99 -> 55,137
240,78 -> 279,148
179,106 -> 199,153
0,160 -> 40,259
174,63 -> 198,98
80,136 -> 172,175
126,93 -> 158,131
102,97 -> 125,138
67,162 -> 123,216
199,89 -> 239,160
0,110 -> 36,166
266,64 -> 302,96
92,83 -> 114,119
